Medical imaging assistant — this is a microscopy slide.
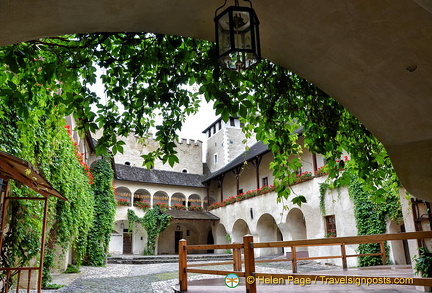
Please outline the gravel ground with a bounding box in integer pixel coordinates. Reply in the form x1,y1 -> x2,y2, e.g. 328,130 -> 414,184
38,259 -> 338,293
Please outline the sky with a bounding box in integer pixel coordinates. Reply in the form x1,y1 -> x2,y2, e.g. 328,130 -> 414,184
178,99 -> 217,142
89,72 -> 218,143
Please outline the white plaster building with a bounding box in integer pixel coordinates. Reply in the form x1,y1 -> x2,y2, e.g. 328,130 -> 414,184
106,117 -> 423,269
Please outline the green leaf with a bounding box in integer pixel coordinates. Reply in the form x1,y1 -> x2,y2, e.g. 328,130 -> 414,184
291,195 -> 307,206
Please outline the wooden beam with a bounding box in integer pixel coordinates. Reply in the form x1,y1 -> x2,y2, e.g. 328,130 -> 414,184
253,231 -> 432,248
179,239 -> 187,292
244,235 -> 256,293
186,268 -> 246,277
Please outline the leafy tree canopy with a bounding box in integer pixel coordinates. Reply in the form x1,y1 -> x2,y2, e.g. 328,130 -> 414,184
0,33 -> 398,204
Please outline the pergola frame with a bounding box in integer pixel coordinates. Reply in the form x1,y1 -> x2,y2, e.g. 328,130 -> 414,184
0,151 -> 67,293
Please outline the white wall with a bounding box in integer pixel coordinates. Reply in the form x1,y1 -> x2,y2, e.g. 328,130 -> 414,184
211,177 -> 359,266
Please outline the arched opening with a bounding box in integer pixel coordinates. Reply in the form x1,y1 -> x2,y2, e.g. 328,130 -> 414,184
286,208 -> 307,254
109,220 -> 132,255
158,222 -> 200,255
232,219 -> 251,243
133,188 -> 151,208
256,213 -> 283,256
153,191 -> 169,208
171,192 -> 186,209
188,194 -> 202,208
115,187 -> 132,206
215,224 -> 229,254
203,195 -> 216,209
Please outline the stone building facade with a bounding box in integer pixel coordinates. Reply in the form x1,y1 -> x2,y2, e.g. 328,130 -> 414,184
106,117 -> 417,268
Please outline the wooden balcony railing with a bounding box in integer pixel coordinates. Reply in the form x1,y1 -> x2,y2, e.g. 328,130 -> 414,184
179,231 -> 432,292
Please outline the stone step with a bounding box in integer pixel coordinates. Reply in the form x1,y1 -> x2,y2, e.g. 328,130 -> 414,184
107,254 -> 233,264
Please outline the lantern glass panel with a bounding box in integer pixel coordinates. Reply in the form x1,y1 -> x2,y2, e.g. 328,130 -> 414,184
217,12 -> 231,56
232,11 -> 252,50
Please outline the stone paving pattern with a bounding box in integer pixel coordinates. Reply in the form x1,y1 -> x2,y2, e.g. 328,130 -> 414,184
38,259 -> 424,293
39,260 -> 334,292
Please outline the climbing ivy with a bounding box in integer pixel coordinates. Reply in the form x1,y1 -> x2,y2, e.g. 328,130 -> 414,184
0,33 -> 400,206
414,247 -> 432,278
348,176 -> 402,266
0,81 -> 95,287
318,161 -> 402,267
127,207 -> 171,255
319,182 -> 330,215
40,126 -> 94,287
85,157 -> 116,266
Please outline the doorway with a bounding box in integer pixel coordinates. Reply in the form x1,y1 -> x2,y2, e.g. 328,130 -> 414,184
207,230 -> 214,253
175,231 -> 183,254
123,229 -> 132,254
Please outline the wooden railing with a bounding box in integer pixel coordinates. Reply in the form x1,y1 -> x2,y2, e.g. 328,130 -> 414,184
0,267 -> 39,293
178,231 -> 432,292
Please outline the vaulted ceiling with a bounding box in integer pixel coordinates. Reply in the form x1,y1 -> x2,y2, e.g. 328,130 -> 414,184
1,0 -> 432,201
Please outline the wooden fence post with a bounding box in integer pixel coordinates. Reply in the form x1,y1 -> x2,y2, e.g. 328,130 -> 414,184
340,244 -> 347,271
291,246 -> 297,273
380,241 -> 387,265
243,235 -> 256,293
179,239 -> 188,292
233,242 -> 242,271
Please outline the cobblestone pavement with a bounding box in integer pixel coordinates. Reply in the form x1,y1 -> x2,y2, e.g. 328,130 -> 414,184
42,259 -> 338,293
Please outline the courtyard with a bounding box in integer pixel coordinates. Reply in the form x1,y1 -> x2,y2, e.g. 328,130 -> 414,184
43,257 -> 421,293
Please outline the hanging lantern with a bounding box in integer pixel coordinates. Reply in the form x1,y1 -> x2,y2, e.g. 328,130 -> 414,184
214,0 -> 261,71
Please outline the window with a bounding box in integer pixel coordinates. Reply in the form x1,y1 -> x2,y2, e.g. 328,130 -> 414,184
125,161 -> 131,166
182,169 -> 188,173
214,153 -> 218,164
208,130 -> 211,138
325,215 -> 337,237
262,177 -> 268,187
230,117 -> 235,126
218,121 -> 221,130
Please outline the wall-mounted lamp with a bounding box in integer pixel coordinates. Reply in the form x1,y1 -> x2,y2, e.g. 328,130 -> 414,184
176,224 -> 181,231
120,223 -> 124,229
214,0 -> 261,71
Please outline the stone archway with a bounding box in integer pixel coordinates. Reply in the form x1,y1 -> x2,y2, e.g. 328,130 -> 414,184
203,195 -> 216,209
286,208 -> 307,252
214,224 -> 229,254
256,213 -> 283,256
133,188 -> 150,207
232,219 -> 251,243
153,191 -> 169,207
188,194 -> 202,208
115,187 -> 132,206
171,192 -> 186,208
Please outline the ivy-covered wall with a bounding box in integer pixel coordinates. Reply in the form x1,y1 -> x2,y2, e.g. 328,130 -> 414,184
0,94 -> 116,287
85,158 -> 116,266
127,206 -> 171,255
320,163 -> 402,267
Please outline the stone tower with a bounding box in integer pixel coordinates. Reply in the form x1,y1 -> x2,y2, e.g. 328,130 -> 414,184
202,117 -> 256,173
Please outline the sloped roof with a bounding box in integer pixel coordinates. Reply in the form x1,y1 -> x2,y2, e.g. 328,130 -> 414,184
202,141 -> 270,182
202,127 -> 303,183
0,151 -> 67,201
164,209 -> 219,221
114,164 -> 205,188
